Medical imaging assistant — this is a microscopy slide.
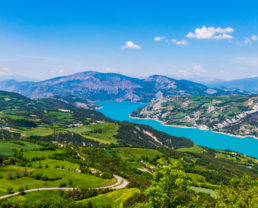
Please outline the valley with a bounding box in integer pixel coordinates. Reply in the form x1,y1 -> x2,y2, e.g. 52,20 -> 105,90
0,90 -> 257,207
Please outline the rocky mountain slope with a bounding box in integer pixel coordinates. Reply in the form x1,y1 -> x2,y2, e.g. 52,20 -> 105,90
131,95 -> 258,138
0,71 -> 235,103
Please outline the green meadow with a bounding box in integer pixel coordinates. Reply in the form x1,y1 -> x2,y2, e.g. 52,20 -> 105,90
0,141 -> 41,157
115,147 -> 163,160
66,123 -> 119,144
176,146 -> 207,153
79,188 -> 140,208
0,166 -> 110,196
23,149 -> 63,160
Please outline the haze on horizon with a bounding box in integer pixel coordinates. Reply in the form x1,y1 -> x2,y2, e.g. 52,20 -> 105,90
0,0 -> 258,82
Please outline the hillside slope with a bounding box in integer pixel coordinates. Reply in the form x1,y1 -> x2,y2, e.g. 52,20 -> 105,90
0,71 -> 235,103
131,95 -> 258,138
0,90 -> 194,149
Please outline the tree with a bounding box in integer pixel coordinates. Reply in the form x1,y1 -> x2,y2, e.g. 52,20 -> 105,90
15,170 -> 21,178
215,175 -> 258,208
7,172 -> 13,180
18,187 -> 25,195
6,187 -> 13,194
22,169 -> 28,176
144,160 -> 191,208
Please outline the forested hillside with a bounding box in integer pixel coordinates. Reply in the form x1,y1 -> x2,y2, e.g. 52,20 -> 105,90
0,90 -> 193,149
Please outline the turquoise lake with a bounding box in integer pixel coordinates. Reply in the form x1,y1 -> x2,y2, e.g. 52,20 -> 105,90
97,101 -> 258,158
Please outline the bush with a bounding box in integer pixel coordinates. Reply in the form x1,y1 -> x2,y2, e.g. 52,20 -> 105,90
59,182 -> 67,187
18,187 -> 25,195
22,169 -> 28,176
6,187 -> 13,194
7,172 -> 13,180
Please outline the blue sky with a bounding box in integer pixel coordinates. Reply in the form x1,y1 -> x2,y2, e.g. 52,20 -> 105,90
0,0 -> 258,81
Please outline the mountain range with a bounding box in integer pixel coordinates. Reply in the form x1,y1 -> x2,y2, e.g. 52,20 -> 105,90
207,77 -> 258,94
0,71 -> 239,103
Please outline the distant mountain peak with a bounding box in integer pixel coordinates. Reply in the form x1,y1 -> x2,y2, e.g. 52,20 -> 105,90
0,71 -> 237,102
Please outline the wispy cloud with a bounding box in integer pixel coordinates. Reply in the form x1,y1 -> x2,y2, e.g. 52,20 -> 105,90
154,37 -> 164,42
121,41 -> 142,49
186,26 -> 234,39
251,35 -> 258,40
171,39 -> 188,45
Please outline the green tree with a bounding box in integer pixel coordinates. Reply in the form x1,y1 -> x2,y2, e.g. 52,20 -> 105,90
144,160 -> 190,208
18,187 -> 25,195
6,187 -> 13,194
215,175 -> 258,208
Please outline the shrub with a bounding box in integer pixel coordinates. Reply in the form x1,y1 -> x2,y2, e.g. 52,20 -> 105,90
22,169 -> 28,176
18,187 -> 25,195
7,172 -> 13,180
15,171 -> 21,178
6,187 -> 13,194
59,182 -> 67,187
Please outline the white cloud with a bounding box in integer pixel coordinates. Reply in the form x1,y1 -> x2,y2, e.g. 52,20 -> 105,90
58,69 -> 64,73
192,65 -> 206,74
186,26 -> 234,39
171,39 -> 188,45
154,37 -> 164,42
121,41 -> 142,49
251,35 -> 258,40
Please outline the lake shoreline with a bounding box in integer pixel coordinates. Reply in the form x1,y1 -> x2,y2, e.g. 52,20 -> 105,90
129,115 -> 258,140
96,101 -> 258,158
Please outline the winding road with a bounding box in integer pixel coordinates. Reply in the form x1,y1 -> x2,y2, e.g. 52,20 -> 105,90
0,175 -> 129,200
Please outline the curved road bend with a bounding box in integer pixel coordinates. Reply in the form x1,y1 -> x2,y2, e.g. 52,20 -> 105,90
0,175 -> 129,200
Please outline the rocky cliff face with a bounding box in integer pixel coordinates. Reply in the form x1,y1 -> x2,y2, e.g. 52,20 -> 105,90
0,71 -> 233,102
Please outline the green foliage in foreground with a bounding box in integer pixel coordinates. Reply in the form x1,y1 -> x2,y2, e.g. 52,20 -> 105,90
130,163 -> 258,208
0,138 -> 257,208
80,188 -> 140,208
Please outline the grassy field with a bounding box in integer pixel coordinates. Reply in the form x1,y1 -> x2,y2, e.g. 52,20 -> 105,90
114,147 -> 163,160
79,188 -> 140,208
4,188 -> 140,207
0,166 -> 110,196
3,190 -> 64,204
21,127 -> 54,137
176,146 -> 206,153
28,159 -> 80,170
190,186 -> 218,198
0,141 -> 41,157
23,149 -> 63,160
66,123 -> 119,144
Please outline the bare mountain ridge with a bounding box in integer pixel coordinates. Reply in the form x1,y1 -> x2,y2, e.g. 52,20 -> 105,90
0,71 -> 238,102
